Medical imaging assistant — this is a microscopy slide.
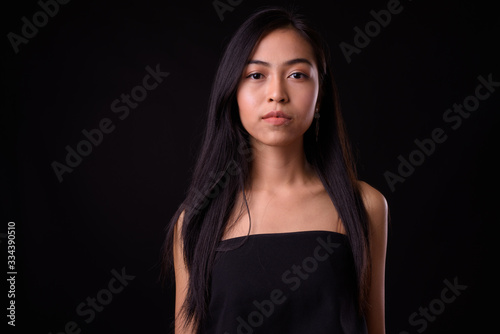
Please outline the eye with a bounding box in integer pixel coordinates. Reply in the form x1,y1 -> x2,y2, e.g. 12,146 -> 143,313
247,73 -> 264,80
289,72 -> 308,79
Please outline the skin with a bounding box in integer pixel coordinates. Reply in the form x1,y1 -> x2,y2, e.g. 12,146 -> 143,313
173,27 -> 388,334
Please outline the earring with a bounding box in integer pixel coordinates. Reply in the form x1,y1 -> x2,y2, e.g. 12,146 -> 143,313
314,108 -> 320,142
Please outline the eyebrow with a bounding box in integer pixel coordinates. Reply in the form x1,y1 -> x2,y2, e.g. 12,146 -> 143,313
247,58 -> 314,67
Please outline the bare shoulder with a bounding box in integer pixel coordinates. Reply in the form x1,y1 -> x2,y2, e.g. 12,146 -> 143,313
173,209 -> 187,267
173,210 -> 188,263
357,180 -> 388,230
358,181 -> 387,334
175,210 -> 186,235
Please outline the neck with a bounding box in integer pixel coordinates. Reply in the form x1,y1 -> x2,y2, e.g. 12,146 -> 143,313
247,136 -> 316,193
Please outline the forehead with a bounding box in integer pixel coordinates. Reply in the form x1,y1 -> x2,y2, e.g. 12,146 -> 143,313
249,28 -> 316,66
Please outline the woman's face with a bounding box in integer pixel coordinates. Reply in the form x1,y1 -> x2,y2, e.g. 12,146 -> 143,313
237,28 -> 320,147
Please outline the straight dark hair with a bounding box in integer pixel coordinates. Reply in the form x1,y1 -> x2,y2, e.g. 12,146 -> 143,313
161,6 -> 370,332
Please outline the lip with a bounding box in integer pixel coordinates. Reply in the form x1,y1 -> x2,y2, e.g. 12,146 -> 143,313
263,111 -> 291,119
262,110 -> 292,125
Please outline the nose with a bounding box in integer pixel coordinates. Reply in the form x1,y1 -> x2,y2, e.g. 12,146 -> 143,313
267,76 -> 288,104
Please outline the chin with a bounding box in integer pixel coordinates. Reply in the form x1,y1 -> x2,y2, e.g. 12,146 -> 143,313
251,133 -> 304,148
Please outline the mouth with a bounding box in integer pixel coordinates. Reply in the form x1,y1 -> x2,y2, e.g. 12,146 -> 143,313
262,110 -> 292,120
262,111 -> 292,126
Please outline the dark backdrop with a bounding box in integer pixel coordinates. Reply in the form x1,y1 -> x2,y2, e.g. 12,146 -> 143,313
2,0 -> 498,333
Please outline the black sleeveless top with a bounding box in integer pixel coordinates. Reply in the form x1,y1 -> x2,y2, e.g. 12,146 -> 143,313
200,230 -> 367,333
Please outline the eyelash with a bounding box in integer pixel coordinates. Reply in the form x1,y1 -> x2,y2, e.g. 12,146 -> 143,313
289,72 -> 308,79
246,72 -> 309,80
247,73 -> 264,80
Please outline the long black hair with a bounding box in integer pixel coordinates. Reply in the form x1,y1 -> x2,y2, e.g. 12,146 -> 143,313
161,6 -> 370,332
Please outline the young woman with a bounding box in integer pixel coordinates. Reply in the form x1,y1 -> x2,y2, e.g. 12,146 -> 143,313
162,6 -> 388,334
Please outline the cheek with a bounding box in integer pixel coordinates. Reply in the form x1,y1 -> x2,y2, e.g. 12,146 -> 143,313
293,86 -> 318,120
237,86 -> 259,124
301,91 -> 318,112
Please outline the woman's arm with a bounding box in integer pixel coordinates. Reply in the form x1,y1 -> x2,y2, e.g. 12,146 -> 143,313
359,181 -> 389,334
173,211 -> 196,334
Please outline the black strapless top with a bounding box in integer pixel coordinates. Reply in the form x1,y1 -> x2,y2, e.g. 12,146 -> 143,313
200,230 -> 367,333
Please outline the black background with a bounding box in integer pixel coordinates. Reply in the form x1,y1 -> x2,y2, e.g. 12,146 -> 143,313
2,0 -> 498,333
